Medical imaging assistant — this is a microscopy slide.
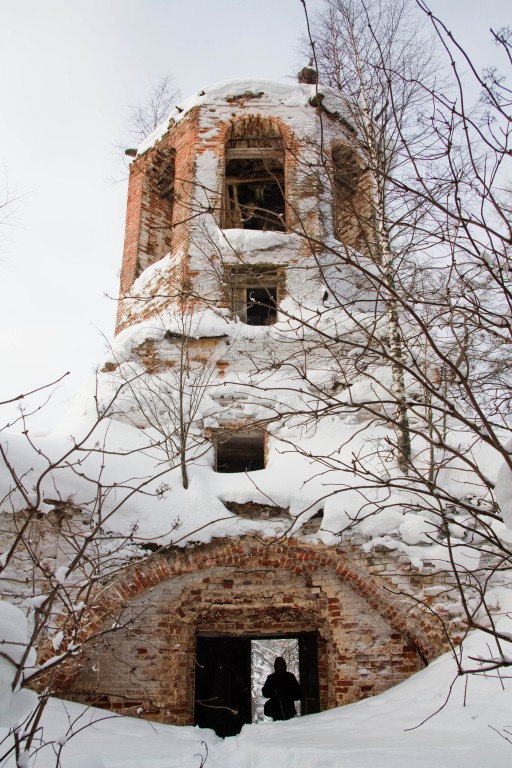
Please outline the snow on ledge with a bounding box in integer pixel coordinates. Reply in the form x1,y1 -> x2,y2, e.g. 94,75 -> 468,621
217,228 -> 299,252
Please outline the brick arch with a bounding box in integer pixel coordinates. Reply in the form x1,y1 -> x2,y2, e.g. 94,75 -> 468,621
51,537 -> 451,721
84,537 -> 445,662
216,112 -> 298,170
217,112 -> 288,144
225,113 -> 284,143
217,112 -> 297,174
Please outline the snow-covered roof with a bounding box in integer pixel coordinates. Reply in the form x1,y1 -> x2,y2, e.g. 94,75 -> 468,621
136,78 -> 345,155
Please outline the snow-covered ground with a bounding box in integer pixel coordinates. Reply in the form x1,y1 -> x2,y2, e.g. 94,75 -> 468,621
1,629 -> 511,768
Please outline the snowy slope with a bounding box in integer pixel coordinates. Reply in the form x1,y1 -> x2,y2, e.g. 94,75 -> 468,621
1,629 -> 511,768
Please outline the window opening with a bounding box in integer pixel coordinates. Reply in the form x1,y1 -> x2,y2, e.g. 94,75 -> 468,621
215,429 -> 265,473
224,129 -> 286,231
332,144 -> 360,194
227,266 -> 282,325
246,286 -> 277,325
331,143 -> 366,249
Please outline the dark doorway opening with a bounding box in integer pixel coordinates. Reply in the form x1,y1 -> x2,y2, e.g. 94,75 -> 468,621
194,632 -> 320,737
194,636 -> 251,737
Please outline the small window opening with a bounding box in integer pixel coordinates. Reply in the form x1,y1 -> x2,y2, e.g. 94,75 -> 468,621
215,429 -> 265,473
246,286 -> 277,325
226,266 -> 283,325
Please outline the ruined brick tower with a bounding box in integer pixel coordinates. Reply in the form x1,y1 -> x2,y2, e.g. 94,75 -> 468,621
65,76 -> 461,735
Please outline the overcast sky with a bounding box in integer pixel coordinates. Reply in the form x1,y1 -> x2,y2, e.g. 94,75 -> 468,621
1,0 -> 510,431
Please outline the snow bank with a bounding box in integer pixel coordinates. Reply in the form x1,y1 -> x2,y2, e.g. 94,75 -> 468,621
0,369 -> 505,572
1,629 -> 511,767
0,601 -> 37,728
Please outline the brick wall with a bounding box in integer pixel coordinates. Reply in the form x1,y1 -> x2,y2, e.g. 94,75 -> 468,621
55,536 -> 459,725
116,109 -> 201,333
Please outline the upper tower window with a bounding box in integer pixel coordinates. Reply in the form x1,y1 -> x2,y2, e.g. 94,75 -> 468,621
224,117 -> 286,232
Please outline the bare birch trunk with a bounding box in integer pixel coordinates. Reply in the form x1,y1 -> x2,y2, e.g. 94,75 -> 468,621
354,47 -> 411,472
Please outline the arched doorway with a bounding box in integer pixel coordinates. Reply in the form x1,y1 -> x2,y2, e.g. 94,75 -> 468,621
56,539 -> 447,725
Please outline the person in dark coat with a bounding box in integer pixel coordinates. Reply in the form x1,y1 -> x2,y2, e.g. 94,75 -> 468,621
262,657 -> 302,721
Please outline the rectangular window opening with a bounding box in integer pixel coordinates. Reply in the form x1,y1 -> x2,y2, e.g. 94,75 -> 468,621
246,286 -> 277,325
226,266 -> 283,326
215,429 -> 265,473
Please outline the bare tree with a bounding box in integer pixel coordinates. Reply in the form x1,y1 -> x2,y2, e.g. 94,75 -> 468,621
105,303 -> 219,490
291,0 -> 512,674
115,74 -> 181,179
0,171 -> 23,256
126,75 -> 181,149
0,371 -> 205,767
301,0 -> 447,471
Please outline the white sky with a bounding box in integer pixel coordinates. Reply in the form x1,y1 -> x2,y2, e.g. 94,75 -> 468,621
0,0 -> 509,431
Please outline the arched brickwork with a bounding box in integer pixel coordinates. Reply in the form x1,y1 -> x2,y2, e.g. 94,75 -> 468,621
218,112 -> 294,149
52,537 -> 449,725
84,539 -> 445,652
222,113 -> 288,231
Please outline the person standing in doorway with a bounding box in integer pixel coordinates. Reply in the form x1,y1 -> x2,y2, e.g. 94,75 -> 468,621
262,657 -> 301,721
